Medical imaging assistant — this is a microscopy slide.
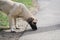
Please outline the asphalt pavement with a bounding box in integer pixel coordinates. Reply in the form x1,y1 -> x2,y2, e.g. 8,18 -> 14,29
19,0 -> 60,40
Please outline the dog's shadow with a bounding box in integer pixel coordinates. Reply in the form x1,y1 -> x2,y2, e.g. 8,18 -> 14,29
0,24 -> 60,40
23,24 -> 60,36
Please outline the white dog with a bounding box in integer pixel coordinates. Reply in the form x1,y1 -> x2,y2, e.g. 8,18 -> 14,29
0,0 -> 37,32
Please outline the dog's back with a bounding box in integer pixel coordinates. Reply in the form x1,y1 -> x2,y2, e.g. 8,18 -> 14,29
0,0 -> 14,14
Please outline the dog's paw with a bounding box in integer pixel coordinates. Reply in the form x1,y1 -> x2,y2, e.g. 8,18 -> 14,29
11,31 -> 16,33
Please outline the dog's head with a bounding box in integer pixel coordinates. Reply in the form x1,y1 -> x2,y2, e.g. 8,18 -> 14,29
27,17 -> 37,30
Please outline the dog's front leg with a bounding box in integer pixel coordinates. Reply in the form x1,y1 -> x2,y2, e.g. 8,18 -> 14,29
14,17 -> 19,29
8,15 -> 16,32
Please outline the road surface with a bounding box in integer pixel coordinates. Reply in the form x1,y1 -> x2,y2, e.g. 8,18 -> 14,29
19,0 -> 60,40
0,0 -> 60,40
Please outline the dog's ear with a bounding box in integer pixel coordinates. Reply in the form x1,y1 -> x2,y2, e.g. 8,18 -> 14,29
27,17 -> 37,24
27,17 -> 37,31
27,17 -> 34,23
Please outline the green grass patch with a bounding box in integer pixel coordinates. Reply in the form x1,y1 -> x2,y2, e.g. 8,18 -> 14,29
0,11 -> 9,26
13,0 -> 32,8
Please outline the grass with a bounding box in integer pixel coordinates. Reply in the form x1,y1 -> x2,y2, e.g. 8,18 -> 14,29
0,12 -> 9,26
13,0 -> 32,8
0,0 -> 32,27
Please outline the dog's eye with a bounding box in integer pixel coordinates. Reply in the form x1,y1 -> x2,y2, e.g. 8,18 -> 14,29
32,22 -> 36,24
